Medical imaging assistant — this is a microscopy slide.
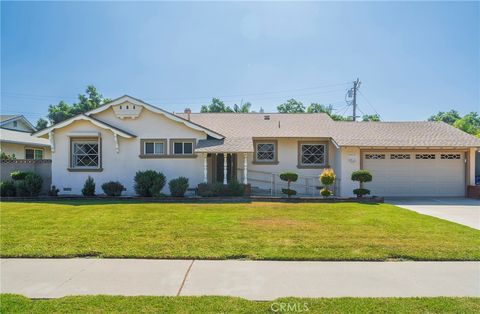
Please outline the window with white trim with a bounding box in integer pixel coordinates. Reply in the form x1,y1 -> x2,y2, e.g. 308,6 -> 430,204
25,148 -> 43,160
144,141 -> 165,155
300,144 -> 326,166
71,140 -> 100,168
173,141 -> 194,155
256,143 -> 276,162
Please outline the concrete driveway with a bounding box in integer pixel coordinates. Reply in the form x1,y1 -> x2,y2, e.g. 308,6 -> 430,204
387,198 -> 480,230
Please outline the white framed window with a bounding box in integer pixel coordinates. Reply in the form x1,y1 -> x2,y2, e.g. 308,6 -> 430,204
300,143 -> 326,166
144,141 -> 165,155
172,140 -> 194,155
71,140 -> 100,168
25,148 -> 43,160
255,142 -> 276,163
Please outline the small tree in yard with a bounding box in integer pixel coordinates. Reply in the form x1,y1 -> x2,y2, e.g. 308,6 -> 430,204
280,172 -> 298,198
351,170 -> 373,198
82,176 -> 96,196
320,168 -> 336,198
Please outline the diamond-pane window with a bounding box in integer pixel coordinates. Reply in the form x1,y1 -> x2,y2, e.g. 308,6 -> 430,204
256,143 -> 275,162
300,144 -> 326,165
415,154 -> 435,160
72,141 -> 99,168
390,154 -> 410,160
365,154 -> 385,160
440,154 -> 461,160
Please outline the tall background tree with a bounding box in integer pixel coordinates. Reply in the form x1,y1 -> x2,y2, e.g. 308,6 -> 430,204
233,102 -> 251,113
45,85 -> 111,125
429,110 -> 480,137
200,98 -> 233,113
306,103 -> 351,121
277,99 -> 306,113
35,118 -> 48,131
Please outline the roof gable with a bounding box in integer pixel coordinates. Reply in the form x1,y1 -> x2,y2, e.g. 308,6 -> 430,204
0,115 -> 36,132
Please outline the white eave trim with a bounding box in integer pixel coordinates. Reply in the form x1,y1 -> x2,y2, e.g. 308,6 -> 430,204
0,115 -> 36,132
33,114 -> 135,139
87,95 -> 224,139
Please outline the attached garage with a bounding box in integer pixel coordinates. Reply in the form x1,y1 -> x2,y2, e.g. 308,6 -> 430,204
362,151 -> 466,197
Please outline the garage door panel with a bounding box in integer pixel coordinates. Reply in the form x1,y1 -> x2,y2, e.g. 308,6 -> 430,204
363,152 -> 465,197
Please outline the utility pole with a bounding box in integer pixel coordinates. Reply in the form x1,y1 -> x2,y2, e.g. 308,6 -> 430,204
352,78 -> 360,121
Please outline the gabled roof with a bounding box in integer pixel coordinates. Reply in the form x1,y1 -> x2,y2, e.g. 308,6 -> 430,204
34,114 -> 136,138
87,95 -> 224,139
0,128 -> 50,147
0,115 -> 36,132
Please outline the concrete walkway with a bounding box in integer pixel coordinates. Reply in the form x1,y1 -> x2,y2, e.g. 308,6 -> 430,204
1,259 -> 479,300
388,197 -> 480,230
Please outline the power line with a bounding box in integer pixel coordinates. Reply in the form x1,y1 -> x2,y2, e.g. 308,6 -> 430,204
358,90 -> 380,116
1,82 -> 351,103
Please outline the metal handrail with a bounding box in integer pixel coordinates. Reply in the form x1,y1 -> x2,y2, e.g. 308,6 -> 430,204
237,168 -> 340,196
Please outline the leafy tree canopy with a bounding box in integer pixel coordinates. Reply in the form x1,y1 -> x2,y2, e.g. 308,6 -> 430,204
200,98 -> 234,113
428,110 -> 461,125
233,102 -> 251,113
277,99 -> 306,113
35,118 -> 48,131
47,85 -> 110,124
429,109 -> 479,136
362,114 -> 381,122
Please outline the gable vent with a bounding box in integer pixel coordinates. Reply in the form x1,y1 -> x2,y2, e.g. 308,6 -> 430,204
264,115 -> 270,120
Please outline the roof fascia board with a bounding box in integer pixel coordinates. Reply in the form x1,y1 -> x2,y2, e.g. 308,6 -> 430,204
33,114 -> 135,138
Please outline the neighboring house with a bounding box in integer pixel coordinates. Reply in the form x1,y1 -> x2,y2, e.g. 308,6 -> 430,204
34,95 -> 480,197
0,115 -> 51,159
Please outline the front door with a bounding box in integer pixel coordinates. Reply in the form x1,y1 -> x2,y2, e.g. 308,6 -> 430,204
214,154 -> 237,183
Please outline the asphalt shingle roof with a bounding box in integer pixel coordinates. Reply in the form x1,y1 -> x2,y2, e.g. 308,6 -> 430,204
176,113 -> 480,152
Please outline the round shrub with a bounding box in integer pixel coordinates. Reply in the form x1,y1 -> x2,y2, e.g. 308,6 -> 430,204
48,185 -> 60,197
101,181 -> 125,196
320,188 -> 331,197
320,168 -> 336,186
353,188 -> 371,197
134,170 -> 166,197
0,181 -> 16,197
168,177 -> 189,197
10,171 -> 27,181
281,188 -> 297,196
15,172 -> 43,196
82,176 -> 96,196
351,170 -> 373,183
279,172 -> 298,183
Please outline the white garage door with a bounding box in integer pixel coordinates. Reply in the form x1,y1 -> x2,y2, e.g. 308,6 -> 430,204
363,152 -> 465,197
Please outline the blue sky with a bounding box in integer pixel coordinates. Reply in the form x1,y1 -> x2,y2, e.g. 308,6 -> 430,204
1,1 -> 479,124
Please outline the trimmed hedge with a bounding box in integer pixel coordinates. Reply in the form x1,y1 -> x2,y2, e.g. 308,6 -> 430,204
169,177 -> 189,197
197,181 -> 245,197
101,181 -> 125,196
0,181 -> 16,197
134,170 -> 166,197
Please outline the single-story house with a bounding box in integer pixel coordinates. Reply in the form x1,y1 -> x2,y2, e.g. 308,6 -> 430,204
34,95 -> 480,197
0,115 -> 51,160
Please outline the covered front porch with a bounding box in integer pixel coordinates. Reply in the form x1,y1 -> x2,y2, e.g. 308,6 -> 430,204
201,152 -> 249,185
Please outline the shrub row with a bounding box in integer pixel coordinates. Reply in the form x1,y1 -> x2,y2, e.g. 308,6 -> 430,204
78,171 -> 190,197
197,181 -> 245,197
0,171 -> 43,197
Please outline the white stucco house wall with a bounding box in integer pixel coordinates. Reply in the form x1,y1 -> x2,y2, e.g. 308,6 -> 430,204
34,95 -> 480,197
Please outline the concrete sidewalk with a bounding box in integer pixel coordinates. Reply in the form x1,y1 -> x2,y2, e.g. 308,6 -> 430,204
1,259 -> 479,300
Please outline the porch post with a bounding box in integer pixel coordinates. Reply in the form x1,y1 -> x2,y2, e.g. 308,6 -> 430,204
243,152 -> 248,184
223,153 -> 228,184
203,153 -> 208,183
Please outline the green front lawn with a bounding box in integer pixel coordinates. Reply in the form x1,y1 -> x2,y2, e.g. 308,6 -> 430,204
2,295 -> 479,313
1,201 -> 479,260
